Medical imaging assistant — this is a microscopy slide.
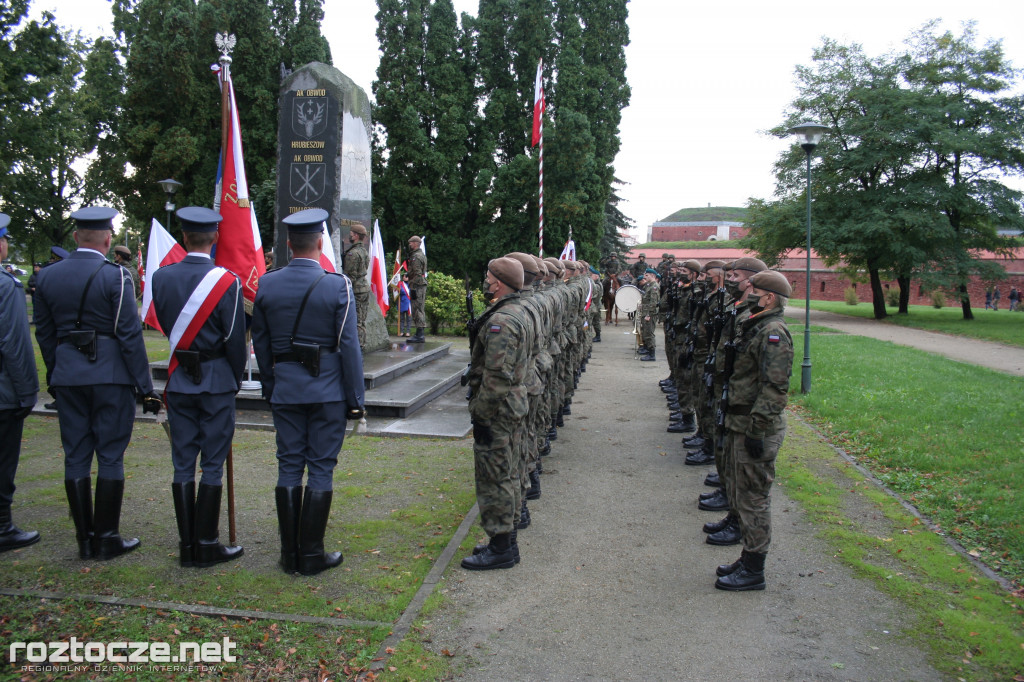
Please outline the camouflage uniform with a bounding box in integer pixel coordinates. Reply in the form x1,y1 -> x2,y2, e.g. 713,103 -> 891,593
343,241 -> 370,347
467,293 -> 532,537
724,306 -> 792,554
588,277 -> 602,340
408,247 -> 427,328
639,277 -> 660,353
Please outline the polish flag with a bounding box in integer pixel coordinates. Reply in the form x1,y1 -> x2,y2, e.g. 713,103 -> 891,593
368,220 -> 389,315
531,59 -> 545,148
559,239 -> 576,261
319,221 -> 337,272
141,218 -> 187,332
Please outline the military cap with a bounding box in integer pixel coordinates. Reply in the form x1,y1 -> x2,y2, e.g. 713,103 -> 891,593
349,223 -> 367,236
488,256 -> 524,291
563,260 -> 577,271
731,256 -> 767,274
645,267 -> 660,278
638,253 -> 646,258
408,235 -> 422,245
702,259 -> 725,272
113,245 -> 133,260
282,208 -> 328,233
662,252 -> 669,258
506,252 -> 538,285
589,265 -> 600,275
71,206 -> 118,230
176,206 -> 223,233
531,255 -> 549,276
668,254 -> 675,260
543,256 -> 565,274
51,246 -> 70,260
683,259 -> 702,273
0,212 -> 9,240
749,270 -> 793,297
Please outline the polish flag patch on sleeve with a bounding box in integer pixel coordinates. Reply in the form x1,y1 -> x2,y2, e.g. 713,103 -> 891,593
489,324 -> 502,333
768,334 -> 781,343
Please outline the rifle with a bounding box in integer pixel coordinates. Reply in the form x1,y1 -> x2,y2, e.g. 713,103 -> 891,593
715,306 -> 739,449
703,287 -> 726,408
461,276 -> 477,397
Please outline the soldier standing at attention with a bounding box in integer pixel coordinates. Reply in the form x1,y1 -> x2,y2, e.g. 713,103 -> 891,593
462,257 -> 532,571
588,266 -> 602,342
639,268 -> 660,361
0,213 -> 41,552
112,245 -> 141,301
252,208 -> 365,576
151,207 -> 246,568
35,206 -> 161,561
407,235 -> 428,343
342,223 -> 370,349
714,270 -> 793,591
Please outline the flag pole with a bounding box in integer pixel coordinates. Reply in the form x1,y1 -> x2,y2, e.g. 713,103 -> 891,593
217,32 -> 238,546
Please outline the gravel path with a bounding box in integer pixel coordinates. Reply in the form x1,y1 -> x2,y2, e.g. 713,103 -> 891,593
421,324 -> 940,681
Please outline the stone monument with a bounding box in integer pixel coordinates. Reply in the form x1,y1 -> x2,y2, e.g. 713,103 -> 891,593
275,62 -> 390,352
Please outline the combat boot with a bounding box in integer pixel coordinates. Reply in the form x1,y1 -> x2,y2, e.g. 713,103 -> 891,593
548,418 -> 558,441
667,421 -> 690,433
275,486 -> 302,573
297,488 -> 343,576
561,404 -> 571,416
538,439 -> 551,457
92,478 -> 140,560
461,532 -> 516,570
640,349 -> 656,361
65,478 -> 93,559
593,333 -> 601,342
526,470 -> 541,500
683,434 -> 705,449
716,556 -> 743,577
706,516 -> 741,546
517,500 -> 531,529
0,506 -> 40,552
408,327 -> 426,343
699,487 -> 723,501
702,513 -> 732,534
171,481 -> 196,567
685,443 -> 715,466
194,484 -> 244,568
704,471 -> 720,487
667,400 -> 680,411
677,412 -> 697,433
472,530 -> 520,564
556,412 -> 564,428
715,550 -> 766,591
659,377 -> 674,387
698,487 -> 729,511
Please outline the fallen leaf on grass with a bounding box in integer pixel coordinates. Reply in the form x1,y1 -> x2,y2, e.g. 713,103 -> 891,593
441,649 -> 454,657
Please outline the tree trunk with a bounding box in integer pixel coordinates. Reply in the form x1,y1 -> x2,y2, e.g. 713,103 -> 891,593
869,268 -> 887,319
897,275 -> 911,314
959,283 -> 974,320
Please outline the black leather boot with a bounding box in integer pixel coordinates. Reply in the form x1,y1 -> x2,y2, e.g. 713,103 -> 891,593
703,514 -> 732,534
706,516 -> 742,546
461,532 -> 516,570
92,478 -> 140,560
472,529 -> 520,564
194,484 -> 243,568
593,333 -> 601,342
0,506 -> 40,552
716,556 -> 743,577
715,550 -> 766,591
526,470 -> 541,500
275,486 -> 302,573
667,400 -> 680,411
683,434 -> 705,448
685,443 -> 715,466
297,488 -> 343,576
517,500 -> 531,529
704,471 -> 721,487
640,349 -> 656,361
539,439 -> 551,457
548,420 -> 558,441
698,487 -> 729,511
408,327 -> 426,343
699,487 -> 723,501
561,404 -> 571,416
678,412 -> 697,433
171,482 -> 196,567
556,412 -> 564,428
65,478 -> 93,559
659,377 -> 674,387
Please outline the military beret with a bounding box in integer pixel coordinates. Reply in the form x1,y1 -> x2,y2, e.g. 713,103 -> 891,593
702,260 -> 725,272
349,223 -> 367,236
408,235 -> 422,244
750,270 -> 793,297
283,208 -> 328,233
683,259 -> 702,273
488,256 -> 524,291
177,206 -> 222,233
563,260 -> 577,271
531,255 -> 549,276
589,265 -> 600,275
645,268 -> 660,278
0,212 -> 9,240
506,252 -> 538,285
113,245 -> 133,259
731,256 -> 767,274
51,246 -> 70,260
543,256 -> 565,274
71,206 -> 118,231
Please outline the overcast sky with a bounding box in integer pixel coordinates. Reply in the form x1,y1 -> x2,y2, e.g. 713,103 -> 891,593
34,0 -> 1024,240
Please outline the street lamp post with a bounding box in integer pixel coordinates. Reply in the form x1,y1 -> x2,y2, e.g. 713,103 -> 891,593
157,178 -> 183,229
787,122 -> 829,395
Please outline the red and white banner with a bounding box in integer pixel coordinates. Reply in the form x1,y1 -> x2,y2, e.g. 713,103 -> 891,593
559,239 -> 576,261
368,219 -> 389,315
532,59 -> 545,148
213,63 -> 265,303
319,221 -> 337,272
166,268 -> 236,380
141,218 -> 187,332
584,278 -> 593,310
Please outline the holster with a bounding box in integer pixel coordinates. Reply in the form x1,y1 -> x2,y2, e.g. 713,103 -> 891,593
291,341 -> 322,377
174,349 -> 203,384
69,329 -> 98,362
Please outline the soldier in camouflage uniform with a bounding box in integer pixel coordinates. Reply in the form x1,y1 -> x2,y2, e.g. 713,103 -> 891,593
588,266 -> 602,342
684,260 -> 726,466
714,270 -> 793,591
407,235 -> 428,343
638,268 -> 660,361
664,259 -> 701,433
462,257 -> 533,570
343,223 -> 370,348
629,254 -> 647,283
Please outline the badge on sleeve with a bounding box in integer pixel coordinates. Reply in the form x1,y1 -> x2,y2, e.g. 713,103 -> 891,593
489,324 -> 502,333
768,334 -> 780,344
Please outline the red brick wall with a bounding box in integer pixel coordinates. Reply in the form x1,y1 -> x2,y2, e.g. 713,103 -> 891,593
651,225 -> 718,241
778,269 -> 1024,308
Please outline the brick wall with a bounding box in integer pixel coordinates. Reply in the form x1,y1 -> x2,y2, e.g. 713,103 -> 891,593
778,269 -> 1024,308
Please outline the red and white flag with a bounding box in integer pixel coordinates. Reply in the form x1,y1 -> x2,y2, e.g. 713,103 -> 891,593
213,63 -> 265,303
388,246 -> 404,287
368,220 -> 389,315
532,59 -> 545,148
141,218 -> 187,332
137,246 -> 145,292
559,239 -> 576,261
319,221 -> 337,272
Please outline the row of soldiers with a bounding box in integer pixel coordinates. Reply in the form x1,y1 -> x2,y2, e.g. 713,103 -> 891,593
656,256 -> 795,590
462,253 -> 600,570
1,205 -> 366,575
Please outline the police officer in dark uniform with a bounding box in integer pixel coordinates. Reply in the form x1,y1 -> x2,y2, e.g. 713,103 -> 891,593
0,213 -> 41,552
252,208 -> 365,576
35,206 -> 161,561
151,207 -> 246,568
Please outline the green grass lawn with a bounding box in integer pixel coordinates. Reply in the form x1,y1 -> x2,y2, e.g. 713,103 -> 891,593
803,298 -> 1024,348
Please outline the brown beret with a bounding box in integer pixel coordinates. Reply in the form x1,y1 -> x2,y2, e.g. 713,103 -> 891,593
408,235 -> 422,244
113,245 -> 132,259
488,256 -> 524,291
731,256 -> 767,274
349,223 -> 367,236
563,260 -> 577,271
683,259 -> 702,273
532,255 -> 550,277
702,260 -> 725,272
544,257 -> 565,274
749,270 -> 793,297
506,252 -> 538,285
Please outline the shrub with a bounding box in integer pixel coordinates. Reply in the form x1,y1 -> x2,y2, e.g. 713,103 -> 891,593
930,290 -> 945,309
884,287 -> 900,307
424,272 -> 485,335
843,287 -> 859,306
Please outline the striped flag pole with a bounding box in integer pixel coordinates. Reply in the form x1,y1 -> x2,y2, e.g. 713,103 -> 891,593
539,117 -> 544,257
532,58 -> 546,257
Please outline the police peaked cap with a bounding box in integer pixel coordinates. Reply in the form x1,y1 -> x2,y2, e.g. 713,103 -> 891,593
71,206 -> 118,230
283,208 -> 329,233
176,206 -> 223,233
51,246 -> 70,259
0,212 -> 9,240
702,260 -> 726,272
488,256 -> 524,291
749,270 -> 793,297
730,256 -> 767,274
506,252 -> 538,284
